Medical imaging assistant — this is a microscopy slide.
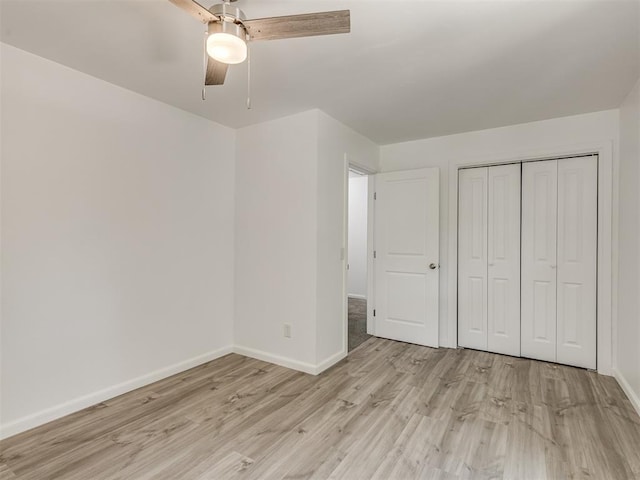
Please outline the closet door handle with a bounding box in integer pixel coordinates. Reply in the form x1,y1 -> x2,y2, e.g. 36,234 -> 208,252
429,263 -> 439,270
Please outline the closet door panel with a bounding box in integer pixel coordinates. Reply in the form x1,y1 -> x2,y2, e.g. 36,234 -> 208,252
556,156 -> 597,369
521,160 -> 557,362
458,167 -> 488,350
487,164 -> 521,356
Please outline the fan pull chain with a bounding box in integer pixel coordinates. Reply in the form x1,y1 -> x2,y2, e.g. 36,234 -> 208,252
202,30 -> 207,101
246,41 -> 252,110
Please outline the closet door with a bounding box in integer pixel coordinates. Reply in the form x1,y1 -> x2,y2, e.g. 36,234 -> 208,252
487,164 -> 521,356
521,160 -> 558,362
458,167 -> 488,350
556,156 -> 597,369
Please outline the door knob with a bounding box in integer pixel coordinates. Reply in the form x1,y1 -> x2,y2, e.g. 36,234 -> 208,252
429,263 -> 439,270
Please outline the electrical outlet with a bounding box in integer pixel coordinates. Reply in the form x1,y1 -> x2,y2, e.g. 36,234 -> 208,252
283,324 -> 292,338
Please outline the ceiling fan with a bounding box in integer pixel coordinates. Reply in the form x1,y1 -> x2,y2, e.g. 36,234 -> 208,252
169,0 -> 351,86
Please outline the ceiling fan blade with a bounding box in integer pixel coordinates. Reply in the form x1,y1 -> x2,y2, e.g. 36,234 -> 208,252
205,57 -> 228,85
168,0 -> 216,23
243,10 -> 350,41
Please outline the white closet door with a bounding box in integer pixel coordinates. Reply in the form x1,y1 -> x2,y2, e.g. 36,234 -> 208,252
487,164 -> 521,356
556,156 -> 597,369
458,167 -> 488,350
521,160 -> 558,362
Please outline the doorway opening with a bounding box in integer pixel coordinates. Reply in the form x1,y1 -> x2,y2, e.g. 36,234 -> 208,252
347,168 -> 372,351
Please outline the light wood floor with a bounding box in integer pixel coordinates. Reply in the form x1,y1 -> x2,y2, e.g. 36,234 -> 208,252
2,338 -> 640,480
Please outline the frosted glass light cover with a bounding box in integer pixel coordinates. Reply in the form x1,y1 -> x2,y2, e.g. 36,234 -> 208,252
207,32 -> 247,65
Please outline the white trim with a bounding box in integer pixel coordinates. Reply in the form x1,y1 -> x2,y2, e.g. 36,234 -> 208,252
447,141 -> 615,375
610,137 -> 620,374
342,155 -> 349,361
315,350 -> 348,375
348,293 -> 367,300
233,345 -> 318,375
366,174 -> 376,335
0,345 -> 234,440
233,346 -> 345,376
348,161 -> 377,176
613,368 -> 640,418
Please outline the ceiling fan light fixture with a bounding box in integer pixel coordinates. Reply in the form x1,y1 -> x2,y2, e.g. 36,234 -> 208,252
207,22 -> 247,65
170,0 -> 350,86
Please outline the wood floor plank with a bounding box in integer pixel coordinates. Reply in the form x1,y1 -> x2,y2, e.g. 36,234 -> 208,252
41,416 -> 199,480
2,338 -> 640,479
327,385 -> 420,479
502,403 -> 553,480
415,349 -> 472,420
131,369 -> 314,479
263,368 -> 417,479
371,413 -> 435,480
192,451 -> 254,480
0,464 -> 17,480
254,398 -> 362,479
418,467 -> 460,480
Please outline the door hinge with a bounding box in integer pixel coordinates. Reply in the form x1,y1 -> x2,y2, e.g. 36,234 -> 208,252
373,250 -> 377,259
373,309 -> 376,317
374,192 -> 377,200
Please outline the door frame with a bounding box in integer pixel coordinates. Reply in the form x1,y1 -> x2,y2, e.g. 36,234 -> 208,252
343,160 -> 377,353
449,141 -> 614,375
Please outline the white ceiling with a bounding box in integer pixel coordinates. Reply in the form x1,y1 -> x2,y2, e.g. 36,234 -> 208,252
1,0 -> 638,145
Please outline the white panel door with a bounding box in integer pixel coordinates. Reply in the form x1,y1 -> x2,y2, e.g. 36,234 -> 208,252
373,168 -> 440,347
521,160 -> 558,362
458,167 -> 488,350
487,164 -> 521,356
556,156 -> 597,369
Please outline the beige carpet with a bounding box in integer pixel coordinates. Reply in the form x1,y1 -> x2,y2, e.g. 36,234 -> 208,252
348,297 -> 371,351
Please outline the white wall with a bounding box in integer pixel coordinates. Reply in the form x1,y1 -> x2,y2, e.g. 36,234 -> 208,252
347,176 -> 368,298
380,110 -> 619,348
234,111 -> 319,370
0,44 -> 236,438
315,111 -> 378,365
617,78 -> 640,414
234,110 -> 379,371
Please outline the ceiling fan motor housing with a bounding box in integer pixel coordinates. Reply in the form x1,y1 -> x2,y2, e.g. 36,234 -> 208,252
209,3 -> 246,23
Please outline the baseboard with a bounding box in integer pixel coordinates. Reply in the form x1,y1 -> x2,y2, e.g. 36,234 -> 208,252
233,345 -> 347,375
613,367 -> 640,418
315,350 -> 347,374
347,294 -> 366,300
0,345 -> 234,440
233,345 -> 318,375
